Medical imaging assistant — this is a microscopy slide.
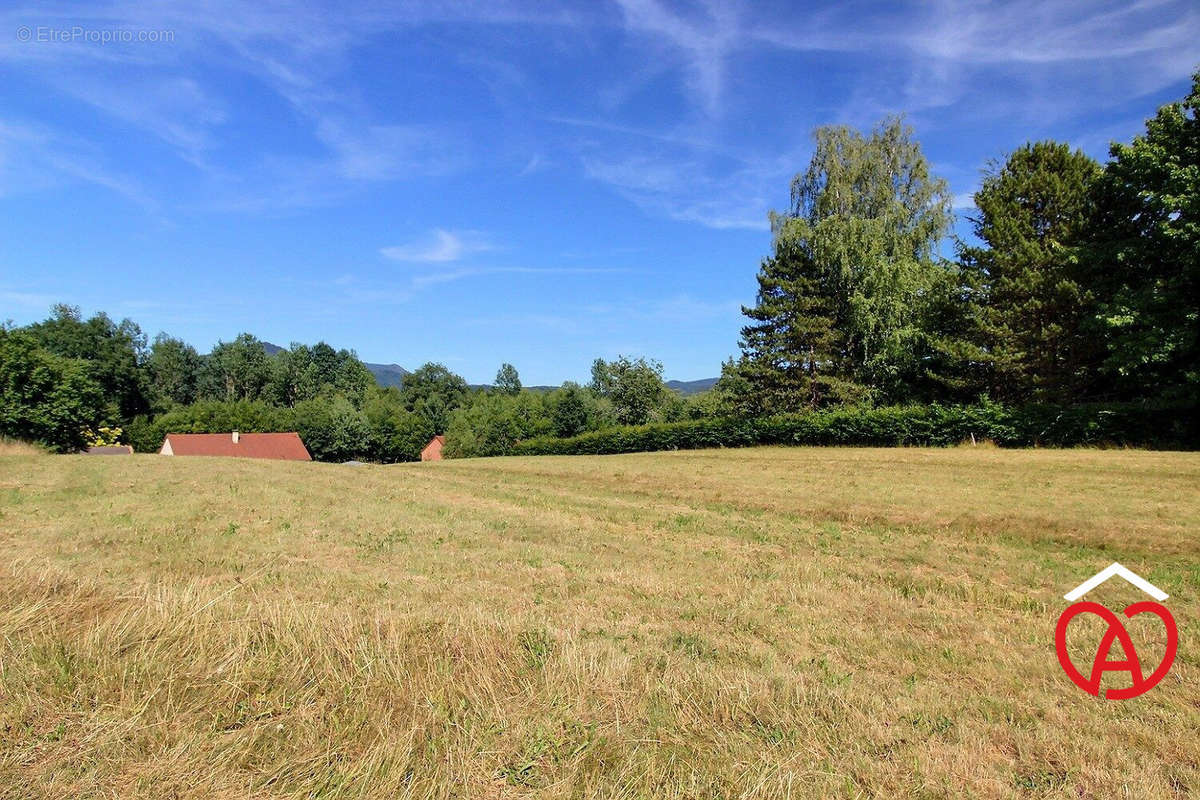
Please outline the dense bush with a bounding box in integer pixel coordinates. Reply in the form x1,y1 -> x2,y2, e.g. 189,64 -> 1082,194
0,328 -> 106,453
510,403 -> 1198,456
443,392 -> 553,458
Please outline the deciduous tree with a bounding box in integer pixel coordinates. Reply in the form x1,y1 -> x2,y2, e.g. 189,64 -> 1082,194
738,117 -> 954,408
1087,71 -> 1200,401
494,363 -> 522,395
0,328 -> 104,452
146,334 -> 201,408
590,356 -> 668,425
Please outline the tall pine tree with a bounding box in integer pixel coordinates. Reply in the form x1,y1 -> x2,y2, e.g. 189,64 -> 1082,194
738,236 -> 862,412
959,141 -> 1102,403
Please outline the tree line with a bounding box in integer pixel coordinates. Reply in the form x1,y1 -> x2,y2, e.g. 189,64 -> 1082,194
448,73 -> 1197,455
727,73 -> 1197,413
0,303 -> 698,459
0,307 -> 437,458
2,72 -> 1195,458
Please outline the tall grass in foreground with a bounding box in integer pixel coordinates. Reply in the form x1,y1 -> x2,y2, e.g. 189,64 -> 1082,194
0,448 -> 1197,798
0,437 -> 45,456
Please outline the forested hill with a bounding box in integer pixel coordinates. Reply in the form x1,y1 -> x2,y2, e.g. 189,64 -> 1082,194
666,377 -> 719,395
261,341 -> 408,388
260,341 -> 714,393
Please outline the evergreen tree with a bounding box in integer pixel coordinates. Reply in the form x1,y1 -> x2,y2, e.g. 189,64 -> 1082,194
959,141 -> 1102,403
737,237 -> 861,411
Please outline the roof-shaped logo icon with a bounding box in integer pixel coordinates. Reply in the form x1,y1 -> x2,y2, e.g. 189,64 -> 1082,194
1064,562 -> 1168,602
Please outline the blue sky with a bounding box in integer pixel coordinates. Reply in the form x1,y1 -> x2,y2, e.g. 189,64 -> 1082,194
1,1 -> 1197,384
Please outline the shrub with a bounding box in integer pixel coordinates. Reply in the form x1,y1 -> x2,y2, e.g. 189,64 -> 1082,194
509,403 -> 1197,457
0,329 -> 106,453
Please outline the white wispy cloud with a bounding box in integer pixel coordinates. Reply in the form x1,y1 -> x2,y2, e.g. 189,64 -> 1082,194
0,119 -> 151,206
613,0 -> 740,116
0,0 -> 1196,230
315,121 -> 466,181
381,229 -> 496,264
581,152 -> 781,231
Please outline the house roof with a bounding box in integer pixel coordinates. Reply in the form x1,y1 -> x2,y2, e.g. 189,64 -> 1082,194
162,432 -> 311,461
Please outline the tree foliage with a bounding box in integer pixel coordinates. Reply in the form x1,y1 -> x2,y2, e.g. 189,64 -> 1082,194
24,304 -> 149,421
199,333 -> 271,402
549,382 -> 590,438
399,363 -> 469,433
1087,71 -> 1200,402
737,117 -> 955,409
960,141 -> 1102,402
513,402 -> 1198,456
267,342 -> 374,407
590,356 -> 670,425
146,334 -> 201,408
737,235 -> 864,412
494,363 -> 522,395
444,392 -> 552,458
0,328 -> 105,452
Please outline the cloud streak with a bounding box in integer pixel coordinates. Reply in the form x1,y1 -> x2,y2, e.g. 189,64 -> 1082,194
381,229 -> 496,264
0,0 -> 1196,230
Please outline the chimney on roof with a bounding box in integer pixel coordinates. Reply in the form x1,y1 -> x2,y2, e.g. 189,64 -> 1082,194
232,431 -> 240,444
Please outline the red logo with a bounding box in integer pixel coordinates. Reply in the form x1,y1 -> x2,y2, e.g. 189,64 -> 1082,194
1055,563 -> 1177,699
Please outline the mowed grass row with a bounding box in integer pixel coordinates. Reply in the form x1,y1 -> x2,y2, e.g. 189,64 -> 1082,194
0,447 -> 1197,798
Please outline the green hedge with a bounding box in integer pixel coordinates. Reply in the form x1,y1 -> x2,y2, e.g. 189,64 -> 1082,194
509,403 -> 1198,456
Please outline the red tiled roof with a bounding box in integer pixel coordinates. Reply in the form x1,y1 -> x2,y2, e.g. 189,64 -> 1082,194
420,435 -> 445,461
161,432 -> 311,461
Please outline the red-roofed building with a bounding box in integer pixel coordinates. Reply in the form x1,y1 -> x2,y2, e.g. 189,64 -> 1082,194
159,431 -> 311,461
420,435 -> 444,461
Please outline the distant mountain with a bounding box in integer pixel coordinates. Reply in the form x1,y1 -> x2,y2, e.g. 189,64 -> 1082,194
365,363 -> 409,388
261,341 -> 408,388
258,340 -> 714,394
471,380 -> 718,395
666,377 -> 719,395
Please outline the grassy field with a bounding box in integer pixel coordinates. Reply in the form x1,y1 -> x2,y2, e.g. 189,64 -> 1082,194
1,447 -> 1197,798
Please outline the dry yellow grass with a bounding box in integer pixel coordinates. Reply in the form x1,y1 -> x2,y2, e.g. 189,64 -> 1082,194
0,447 -> 1197,798
0,437 -> 45,456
